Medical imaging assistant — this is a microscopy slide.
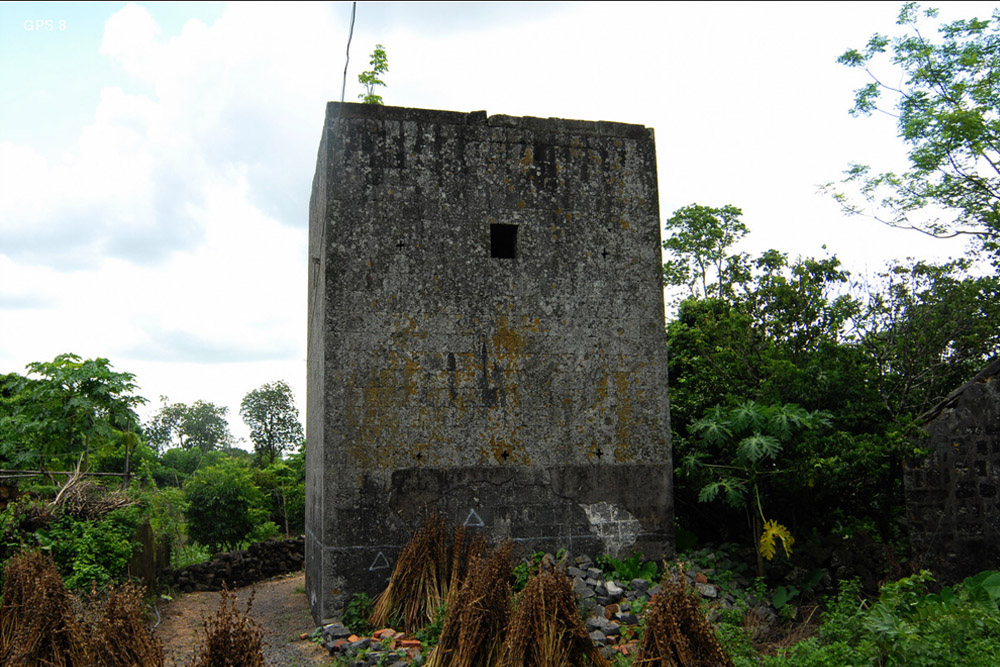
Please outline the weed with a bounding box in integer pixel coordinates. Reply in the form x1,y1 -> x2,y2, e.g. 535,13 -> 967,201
343,591 -> 374,635
596,551 -> 658,583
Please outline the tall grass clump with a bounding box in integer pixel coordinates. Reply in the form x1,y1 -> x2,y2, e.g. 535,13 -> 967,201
500,566 -> 609,667
426,541 -> 514,667
189,586 -> 265,667
636,572 -> 734,667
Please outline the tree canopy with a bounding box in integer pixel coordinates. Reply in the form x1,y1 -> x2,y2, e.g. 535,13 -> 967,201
239,380 -> 303,466
0,354 -> 144,470
833,2 -> 1000,263
145,397 -> 233,454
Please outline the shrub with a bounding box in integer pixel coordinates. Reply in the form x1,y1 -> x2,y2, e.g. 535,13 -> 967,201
184,460 -> 265,553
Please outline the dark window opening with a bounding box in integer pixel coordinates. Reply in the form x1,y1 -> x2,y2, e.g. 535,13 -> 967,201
491,224 -> 518,259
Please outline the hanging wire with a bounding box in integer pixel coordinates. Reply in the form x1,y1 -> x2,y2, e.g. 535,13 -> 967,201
341,2 -> 357,103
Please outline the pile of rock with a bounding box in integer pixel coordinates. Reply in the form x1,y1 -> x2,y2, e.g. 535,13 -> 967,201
161,536 -> 304,593
316,551 -> 745,666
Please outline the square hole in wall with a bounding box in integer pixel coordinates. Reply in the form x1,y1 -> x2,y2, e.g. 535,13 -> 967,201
491,223 -> 518,259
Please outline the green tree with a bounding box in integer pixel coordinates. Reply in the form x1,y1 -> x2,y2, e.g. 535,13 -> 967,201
183,459 -> 265,553
661,203 -> 748,300
0,354 -> 145,471
145,397 -> 232,454
853,258 -> 1000,419
253,460 -> 304,537
833,2 -> 1000,262
239,381 -> 303,466
358,43 -> 388,105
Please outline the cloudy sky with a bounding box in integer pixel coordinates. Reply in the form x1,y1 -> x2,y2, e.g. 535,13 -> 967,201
1,1 -> 992,445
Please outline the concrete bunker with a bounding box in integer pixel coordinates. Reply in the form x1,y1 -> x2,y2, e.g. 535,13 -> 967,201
305,102 -> 673,622
905,358 -> 1000,582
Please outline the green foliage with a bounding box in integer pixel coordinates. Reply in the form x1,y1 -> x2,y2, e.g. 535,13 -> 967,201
358,44 -> 388,105
415,603 -> 447,648
683,400 -> 829,571
853,258 -> 1000,419
30,507 -> 140,591
831,2 -> 1000,262
513,551 -> 546,592
769,572 -> 1000,666
595,551 -> 659,583
253,460 -> 305,536
145,397 -> 233,454
0,354 -> 144,470
342,591 -> 374,635
662,203 -> 748,301
183,459 -> 265,553
240,380 -> 303,466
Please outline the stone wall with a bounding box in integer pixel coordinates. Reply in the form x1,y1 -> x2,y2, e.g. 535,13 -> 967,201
905,358 -> 1000,582
306,103 -> 672,622
161,537 -> 304,593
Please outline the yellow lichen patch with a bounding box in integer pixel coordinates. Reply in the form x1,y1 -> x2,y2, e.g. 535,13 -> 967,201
517,200 -> 526,209
492,316 -> 529,359
613,371 -> 634,462
520,146 -> 534,168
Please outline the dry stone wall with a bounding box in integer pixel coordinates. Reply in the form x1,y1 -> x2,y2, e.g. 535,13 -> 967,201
161,537 -> 304,593
306,103 -> 672,622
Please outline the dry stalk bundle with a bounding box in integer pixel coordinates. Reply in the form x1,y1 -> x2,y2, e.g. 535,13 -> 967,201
500,566 -> 609,667
370,514 -> 471,632
85,580 -> 164,667
634,572 -> 734,667
427,541 -> 514,667
0,549 -> 90,666
189,586 -> 265,667
0,549 -> 164,667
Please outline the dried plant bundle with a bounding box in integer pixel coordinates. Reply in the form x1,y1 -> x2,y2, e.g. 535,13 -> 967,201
370,514 -> 470,632
500,566 -> 609,667
0,549 -> 88,666
634,572 -> 734,667
427,541 -> 514,667
0,549 -> 162,666
189,586 -> 265,667
86,580 -> 164,667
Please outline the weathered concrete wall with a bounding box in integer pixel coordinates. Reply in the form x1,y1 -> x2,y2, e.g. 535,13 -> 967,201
905,359 -> 1000,582
306,103 -> 672,622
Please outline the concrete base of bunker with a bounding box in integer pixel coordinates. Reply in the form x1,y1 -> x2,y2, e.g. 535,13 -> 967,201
306,463 -> 672,622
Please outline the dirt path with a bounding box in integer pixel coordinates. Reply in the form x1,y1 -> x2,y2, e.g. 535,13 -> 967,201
156,571 -> 332,667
